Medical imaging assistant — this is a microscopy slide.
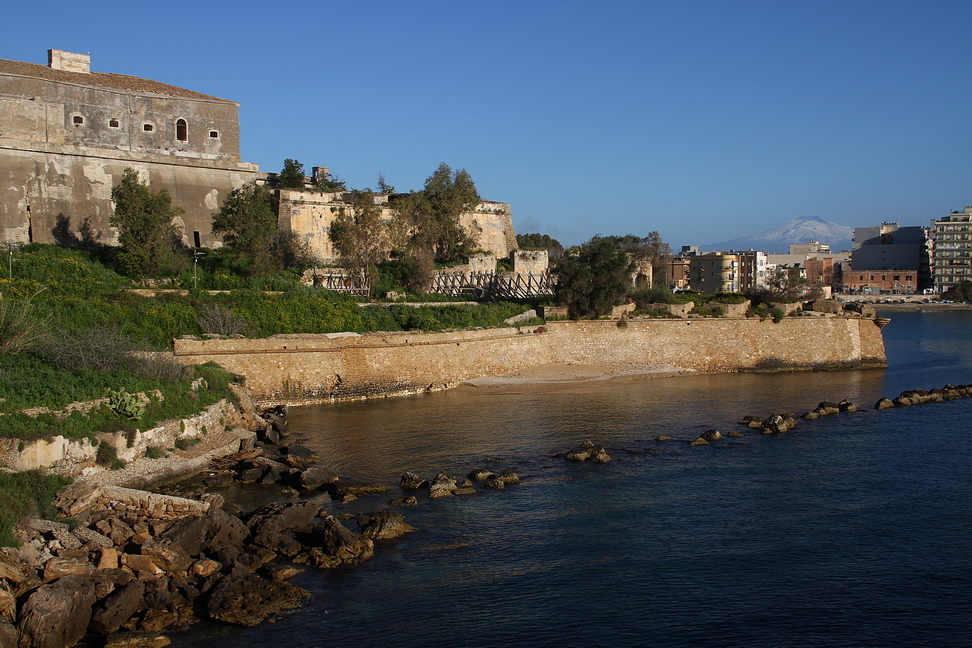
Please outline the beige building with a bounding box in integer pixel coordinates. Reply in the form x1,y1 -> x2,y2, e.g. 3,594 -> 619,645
0,50 -> 260,247
686,251 -> 765,293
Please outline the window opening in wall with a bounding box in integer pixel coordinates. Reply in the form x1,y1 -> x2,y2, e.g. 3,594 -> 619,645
109,118 -> 119,128
176,119 -> 188,142
209,130 -> 219,139
72,115 -> 84,125
193,231 -> 201,248
143,123 -> 154,132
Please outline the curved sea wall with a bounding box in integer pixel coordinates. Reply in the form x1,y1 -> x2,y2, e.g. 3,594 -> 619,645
172,317 -> 888,405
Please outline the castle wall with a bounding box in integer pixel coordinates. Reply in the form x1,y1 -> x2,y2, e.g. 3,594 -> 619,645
0,144 -> 259,246
1,55 -> 258,246
277,191 -> 517,264
172,318 -> 888,404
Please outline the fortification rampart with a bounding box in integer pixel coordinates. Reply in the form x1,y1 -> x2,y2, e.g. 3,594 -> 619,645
172,318 -> 888,405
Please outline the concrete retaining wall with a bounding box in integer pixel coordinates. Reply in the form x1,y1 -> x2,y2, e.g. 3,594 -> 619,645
172,318 -> 888,405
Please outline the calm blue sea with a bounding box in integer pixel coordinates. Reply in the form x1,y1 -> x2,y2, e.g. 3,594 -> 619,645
171,310 -> 972,648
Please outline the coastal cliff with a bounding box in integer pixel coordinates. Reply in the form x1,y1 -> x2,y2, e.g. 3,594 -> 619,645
173,317 -> 888,405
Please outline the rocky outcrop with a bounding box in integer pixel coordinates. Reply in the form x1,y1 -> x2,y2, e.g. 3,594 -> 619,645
206,566 -> 310,627
564,440 -> 611,463
355,512 -> 415,540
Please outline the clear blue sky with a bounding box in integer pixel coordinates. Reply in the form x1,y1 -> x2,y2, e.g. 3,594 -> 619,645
5,1 -> 971,248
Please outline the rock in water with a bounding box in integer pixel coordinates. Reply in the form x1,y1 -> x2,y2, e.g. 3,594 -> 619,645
400,472 -> 429,490
356,512 -> 415,540
206,571 -> 310,626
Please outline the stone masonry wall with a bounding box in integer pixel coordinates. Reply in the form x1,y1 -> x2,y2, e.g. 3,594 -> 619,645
172,319 -> 888,405
0,398 -> 242,472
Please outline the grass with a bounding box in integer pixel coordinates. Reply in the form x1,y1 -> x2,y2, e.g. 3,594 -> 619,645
0,471 -> 72,547
2,246 -> 536,348
0,356 -> 240,440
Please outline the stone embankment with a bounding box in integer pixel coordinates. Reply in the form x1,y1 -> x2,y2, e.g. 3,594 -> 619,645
173,303 -> 887,405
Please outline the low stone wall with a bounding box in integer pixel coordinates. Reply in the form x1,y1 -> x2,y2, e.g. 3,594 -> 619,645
172,318 -> 888,405
56,482 -> 211,519
0,398 -> 243,472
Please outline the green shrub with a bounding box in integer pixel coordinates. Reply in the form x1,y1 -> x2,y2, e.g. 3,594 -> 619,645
175,437 -> 201,451
0,297 -> 50,355
96,442 -> 119,466
144,446 -> 166,459
0,471 -> 72,547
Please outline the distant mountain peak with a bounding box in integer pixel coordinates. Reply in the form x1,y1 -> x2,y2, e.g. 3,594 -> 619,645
700,216 -> 853,254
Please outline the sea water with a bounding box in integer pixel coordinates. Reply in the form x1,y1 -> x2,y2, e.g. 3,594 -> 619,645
170,310 -> 972,647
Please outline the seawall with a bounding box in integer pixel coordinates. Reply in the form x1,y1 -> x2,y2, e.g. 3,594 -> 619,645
172,317 -> 888,405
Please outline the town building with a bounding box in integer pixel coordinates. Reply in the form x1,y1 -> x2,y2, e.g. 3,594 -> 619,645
931,207 -> 972,292
840,269 -> 918,294
841,223 -> 929,293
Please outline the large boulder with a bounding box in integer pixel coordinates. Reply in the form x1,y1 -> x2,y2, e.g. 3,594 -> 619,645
467,468 -> 495,482
399,472 -> 429,490
807,299 -> 842,314
428,474 -> 457,498
160,508 -> 248,560
294,516 -> 375,568
355,512 -> 415,540
247,501 -> 319,549
206,569 -> 310,627
497,470 -> 521,485
140,538 -> 191,574
89,580 -> 146,635
298,465 -> 339,490
18,574 -> 97,648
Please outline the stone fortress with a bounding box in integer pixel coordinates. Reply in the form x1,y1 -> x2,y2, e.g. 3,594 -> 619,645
0,49 -> 517,260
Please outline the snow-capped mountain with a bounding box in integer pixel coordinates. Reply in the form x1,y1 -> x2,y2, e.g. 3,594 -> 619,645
700,215 -> 854,254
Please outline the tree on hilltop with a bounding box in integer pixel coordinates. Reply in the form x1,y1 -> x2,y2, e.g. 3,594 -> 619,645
110,168 -> 182,276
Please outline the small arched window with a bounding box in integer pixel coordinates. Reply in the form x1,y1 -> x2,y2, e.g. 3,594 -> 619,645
109,118 -> 119,128
176,119 -> 188,142
72,115 -> 84,126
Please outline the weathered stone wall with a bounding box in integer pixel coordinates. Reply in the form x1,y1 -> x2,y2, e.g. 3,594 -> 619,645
0,398 -> 242,472
172,319 -> 887,404
276,190 -> 517,265
0,145 -> 260,246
